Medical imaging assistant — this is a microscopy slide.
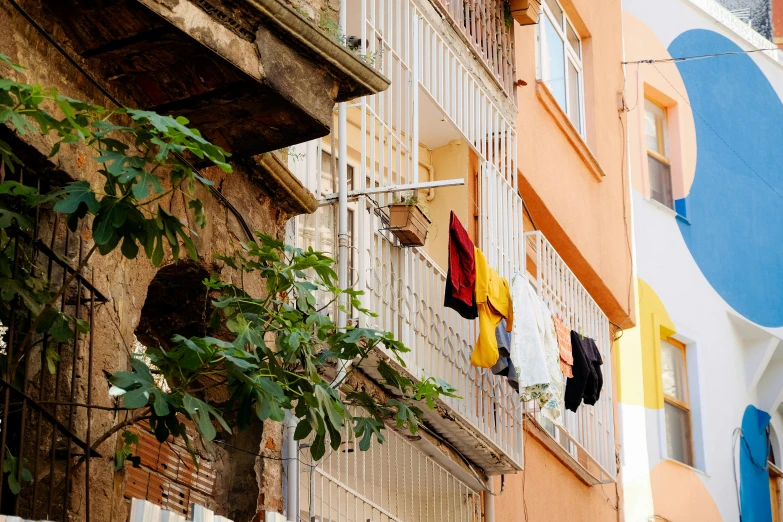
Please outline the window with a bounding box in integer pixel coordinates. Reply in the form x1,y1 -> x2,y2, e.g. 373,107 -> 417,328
299,150 -> 356,318
538,0 -> 583,133
645,98 -> 674,209
661,337 -> 694,467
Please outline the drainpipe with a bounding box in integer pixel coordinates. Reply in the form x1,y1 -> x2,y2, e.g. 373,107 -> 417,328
287,3 -> 350,518
336,0 -> 349,350
419,158 -> 437,201
484,489 -> 496,522
284,412 -> 299,522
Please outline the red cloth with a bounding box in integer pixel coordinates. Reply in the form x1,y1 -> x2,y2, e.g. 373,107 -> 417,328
447,211 -> 475,307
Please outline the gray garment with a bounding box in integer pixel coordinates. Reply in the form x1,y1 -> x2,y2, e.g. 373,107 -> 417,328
491,319 -> 519,391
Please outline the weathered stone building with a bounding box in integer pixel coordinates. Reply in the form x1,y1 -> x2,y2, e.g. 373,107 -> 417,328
0,0 -> 387,520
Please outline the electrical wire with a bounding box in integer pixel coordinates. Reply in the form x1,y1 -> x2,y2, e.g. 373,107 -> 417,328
648,62 -> 783,203
733,427 -> 743,521
624,47 -> 780,65
617,112 -> 634,319
521,431 -> 528,522
6,0 -> 256,242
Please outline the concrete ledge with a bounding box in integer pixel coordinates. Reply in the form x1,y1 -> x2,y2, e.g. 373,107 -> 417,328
245,0 -> 390,101
535,81 -> 606,182
358,348 -> 523,476
524,414 -> 614,486
250,153 -> 318,216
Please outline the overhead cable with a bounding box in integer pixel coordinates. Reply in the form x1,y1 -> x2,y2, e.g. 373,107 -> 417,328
624,47 -> 780,65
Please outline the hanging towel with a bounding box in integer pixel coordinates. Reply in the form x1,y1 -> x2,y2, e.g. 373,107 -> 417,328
491,319 -> 519,392
507,274 -> 561,422
472,248 -> 513,368
582,336 -> 603,405
565,331 -> 603,411
530,292 -> 564,424
509,274 -> 549,388
444,271 -> 478,319
552,315 -> 574,378
739,405 -> 773,522
446,211 -> 475,307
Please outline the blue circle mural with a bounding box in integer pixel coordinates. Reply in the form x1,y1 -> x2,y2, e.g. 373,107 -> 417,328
669,30 -> 783,327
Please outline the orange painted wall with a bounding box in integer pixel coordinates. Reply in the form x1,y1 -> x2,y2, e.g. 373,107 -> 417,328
513,0 -> 634,327
774,0 -> 783,47
494,434 -> 621,522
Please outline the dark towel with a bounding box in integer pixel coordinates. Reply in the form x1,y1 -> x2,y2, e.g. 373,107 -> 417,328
564,331 -> 603,411
446,211 -> 475,308
444,270 -> 478,319
582,336 -> 603,405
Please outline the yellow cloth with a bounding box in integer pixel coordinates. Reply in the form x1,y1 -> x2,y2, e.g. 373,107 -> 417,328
471,248 -> 514,368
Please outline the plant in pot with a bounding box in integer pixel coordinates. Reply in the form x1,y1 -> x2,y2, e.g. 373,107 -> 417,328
387,192 -> 432,247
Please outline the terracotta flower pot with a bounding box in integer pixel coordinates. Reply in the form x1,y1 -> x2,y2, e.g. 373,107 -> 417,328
387,203 -> 431,247
508,0 -> 541,26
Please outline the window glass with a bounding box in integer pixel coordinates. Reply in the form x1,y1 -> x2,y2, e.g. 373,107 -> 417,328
645,99 -> 666,155
544,0 -> 563,26
567,22 -> 580,58
665,401 -> 694,466
319,150 -> 354,194
567,60 -> 581,130
661,339 -> 686,401
538,0 -> 583,135
648,155 -> 673,209
542,15 -> 566,108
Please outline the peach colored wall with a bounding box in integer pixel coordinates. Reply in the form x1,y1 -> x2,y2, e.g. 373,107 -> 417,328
650,461 -> 722,522
622,13 -> 697,201
514,0 -> 634,327
420,140 -> 472,269
495,434 -> 621,522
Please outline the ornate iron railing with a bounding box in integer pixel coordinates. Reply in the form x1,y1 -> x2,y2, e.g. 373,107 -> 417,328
433,0 -> 517,100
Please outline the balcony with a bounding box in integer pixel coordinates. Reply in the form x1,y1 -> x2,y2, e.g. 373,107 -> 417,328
18,0 -> 389,157
432,0 -> 517,100
358,239 -> 524,475
523,231 -> 617,484
287,0 -> 522,476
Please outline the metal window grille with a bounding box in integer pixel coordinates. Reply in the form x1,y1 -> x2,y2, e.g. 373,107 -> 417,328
0,171 -> 109,521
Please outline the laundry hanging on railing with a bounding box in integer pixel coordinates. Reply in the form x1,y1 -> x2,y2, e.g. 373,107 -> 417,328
491,318 -> 520,391
528,279 -> 565,425
472,246 -> 514,368
553,316 -> 574,378
564,330 -> 604,412
444,211 -> 478,319
442,212 -> 601,418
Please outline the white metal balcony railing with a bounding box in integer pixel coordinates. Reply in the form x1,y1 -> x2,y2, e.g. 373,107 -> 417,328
291,0 -> 615,485
525,231 -> 616,482
290,0 -> 523,475
299,408 -> 482,522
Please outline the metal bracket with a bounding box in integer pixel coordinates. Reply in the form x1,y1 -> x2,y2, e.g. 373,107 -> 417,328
318,178 -> 465,205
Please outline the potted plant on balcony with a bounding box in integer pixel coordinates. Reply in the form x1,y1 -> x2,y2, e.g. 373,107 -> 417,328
387,192 -> 432,247
506,0 -> 541,26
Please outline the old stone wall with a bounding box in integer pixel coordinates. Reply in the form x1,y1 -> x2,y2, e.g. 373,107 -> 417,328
0,2 -> 312,520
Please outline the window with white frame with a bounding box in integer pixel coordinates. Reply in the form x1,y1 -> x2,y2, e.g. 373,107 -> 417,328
645,98 -> 674,209
661,337 -> 694,467
538,0 -> 584,134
